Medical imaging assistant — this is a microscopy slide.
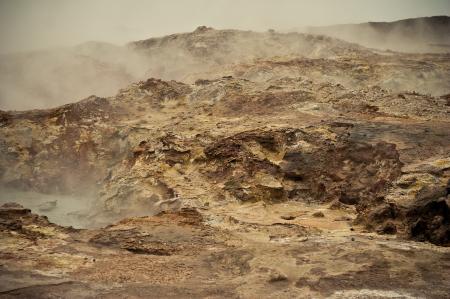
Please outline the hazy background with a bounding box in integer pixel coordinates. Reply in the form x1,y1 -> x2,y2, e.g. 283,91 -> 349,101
0,0 -> 449,110
1,0 -> 449,54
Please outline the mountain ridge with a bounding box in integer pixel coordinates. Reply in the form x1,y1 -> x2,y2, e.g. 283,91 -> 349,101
307,15 -> 450,53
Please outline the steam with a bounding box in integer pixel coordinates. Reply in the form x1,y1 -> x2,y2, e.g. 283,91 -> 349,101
1,1 -> 449,110
0,186 -> 156,228
0,43 -> 148,110
0,187 -> 98,228
306,16 -> 450,53
0,29 -> 342,110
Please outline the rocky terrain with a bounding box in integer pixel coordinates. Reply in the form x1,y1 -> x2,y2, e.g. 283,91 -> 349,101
0,26 -> 449,298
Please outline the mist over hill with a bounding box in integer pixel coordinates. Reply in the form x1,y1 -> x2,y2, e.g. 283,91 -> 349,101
1,18 -> 450,110
307,16 -> 450,53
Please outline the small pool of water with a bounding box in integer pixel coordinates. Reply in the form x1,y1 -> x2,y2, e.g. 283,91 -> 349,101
0,188 -> 97,229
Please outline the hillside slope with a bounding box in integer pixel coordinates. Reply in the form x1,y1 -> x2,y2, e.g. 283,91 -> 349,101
2,24 -> 450,110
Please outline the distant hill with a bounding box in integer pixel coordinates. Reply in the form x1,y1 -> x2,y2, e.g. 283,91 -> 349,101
1,19 -> 449,110
307,16 -> 450,53
0,27 -> 365,110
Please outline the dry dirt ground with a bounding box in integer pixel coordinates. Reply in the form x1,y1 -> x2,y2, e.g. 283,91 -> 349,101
0,27 -> 449,298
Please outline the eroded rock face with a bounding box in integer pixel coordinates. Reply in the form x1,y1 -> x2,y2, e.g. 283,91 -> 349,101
204,128 -> 402,204
97,126 -> 402,222
358,158 -> 450,245
407,197 -> 450,245
0,96 -> 122,193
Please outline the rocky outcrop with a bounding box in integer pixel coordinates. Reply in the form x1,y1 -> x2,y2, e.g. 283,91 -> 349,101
204,128 -> 402,204
359,158 -> 450,245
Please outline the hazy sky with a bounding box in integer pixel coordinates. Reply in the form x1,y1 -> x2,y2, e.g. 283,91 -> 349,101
0,0 -> 449,53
